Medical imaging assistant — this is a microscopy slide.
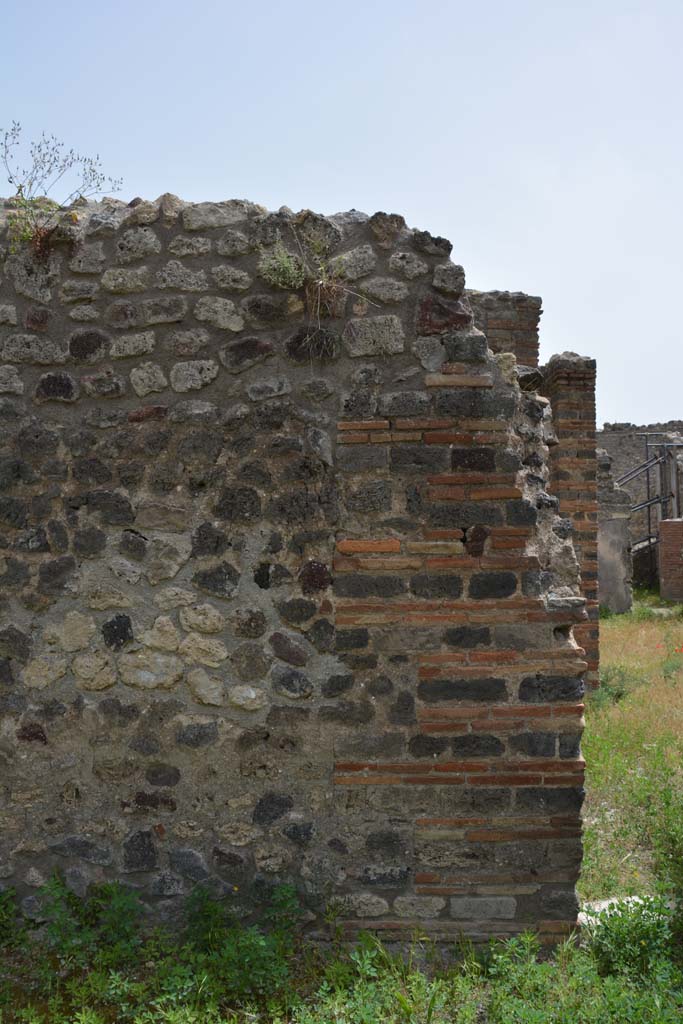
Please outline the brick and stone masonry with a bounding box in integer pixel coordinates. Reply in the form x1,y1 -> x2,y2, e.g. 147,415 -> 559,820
659,519 -> 683,600
468,290 -> 542,369
468,292 -> 600,683
539,355 -> 598,688
0,196 -> 588,944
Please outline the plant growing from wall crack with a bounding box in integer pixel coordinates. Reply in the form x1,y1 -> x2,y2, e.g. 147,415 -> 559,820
257,223 -> 378,361
1,121 -> 122,257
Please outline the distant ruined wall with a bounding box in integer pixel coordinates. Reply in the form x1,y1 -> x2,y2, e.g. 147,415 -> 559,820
598,423 -> 683,587
597,450 -> 632,613
0,195 -> 587,944
597,423 -> 683,541
597,426 -> 653,547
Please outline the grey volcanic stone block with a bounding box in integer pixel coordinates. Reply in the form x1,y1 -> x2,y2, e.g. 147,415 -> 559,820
342,316 -> 405,356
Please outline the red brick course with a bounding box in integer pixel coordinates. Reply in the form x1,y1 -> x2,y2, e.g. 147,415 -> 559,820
659,519 -> 683,600
330,334 -> 586,943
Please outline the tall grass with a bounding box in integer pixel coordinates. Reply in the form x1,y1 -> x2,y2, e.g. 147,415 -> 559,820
581,603 -> 683,905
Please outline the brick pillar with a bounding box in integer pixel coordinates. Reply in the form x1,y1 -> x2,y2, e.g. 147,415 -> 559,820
541,354 -> 599,687
467,291 -> 542,367
332,332 -> 586,946
659,519 -> 683,600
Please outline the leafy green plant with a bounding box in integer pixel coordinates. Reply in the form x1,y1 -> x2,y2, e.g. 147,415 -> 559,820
256,223 -> 377,362
661,647 -> 683,683
264,882 -> 303,938
179,884 -> 302,1005
183,885 -> 232,952
258,240 -> 306,290
584,896 -> 675,978
0,888 -> 26,949
69,1010 -> 107,1024
38,874 -> 142,968
39,873 -> 92,964
85,882 -> 144,967
1,121 -> 121,256
589,664 -> 645,709
631,601 -> 683,623
631,603 -> 663,622
258,228 -> 346,323
202,925 -> 292,1003
632,585 -> 661,604
12,1010 -> 48,1024
632,585 -> 683,611
303,259 -> 347,323
147,958 -> 208,1012
3,871 -> 683,1022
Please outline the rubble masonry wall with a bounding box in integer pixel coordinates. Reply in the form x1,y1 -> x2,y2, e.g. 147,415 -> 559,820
0,196 -> 587,943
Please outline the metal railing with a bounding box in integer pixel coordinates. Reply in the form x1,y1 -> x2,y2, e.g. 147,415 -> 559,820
615,434 -> 683,579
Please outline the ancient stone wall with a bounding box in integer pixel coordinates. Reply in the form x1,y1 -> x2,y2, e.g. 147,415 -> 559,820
597,449 -> 632,613
0,196 -> 586,944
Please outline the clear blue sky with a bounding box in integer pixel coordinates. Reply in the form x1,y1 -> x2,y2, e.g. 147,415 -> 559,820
3,0 -> 681,426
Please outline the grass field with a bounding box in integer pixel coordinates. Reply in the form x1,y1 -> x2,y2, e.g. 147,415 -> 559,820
581,594 -> 683,902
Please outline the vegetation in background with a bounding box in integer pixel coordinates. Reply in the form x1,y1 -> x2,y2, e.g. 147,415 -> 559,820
1,121 -> 121,256
582,594 -> 683,933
